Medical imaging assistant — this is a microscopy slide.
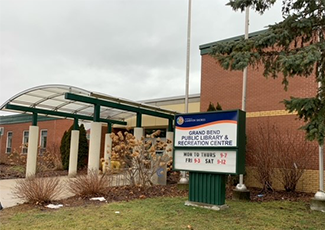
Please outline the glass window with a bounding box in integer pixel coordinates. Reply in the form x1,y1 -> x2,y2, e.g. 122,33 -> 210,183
22,131 -> 29,154
6,131 -> 13,154
39,130 -> 47,154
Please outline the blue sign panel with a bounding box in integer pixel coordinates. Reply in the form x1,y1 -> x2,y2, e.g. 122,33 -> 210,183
175,110 -> 239,148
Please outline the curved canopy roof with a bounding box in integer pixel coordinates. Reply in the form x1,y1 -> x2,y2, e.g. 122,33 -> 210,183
0,84 -> 177,124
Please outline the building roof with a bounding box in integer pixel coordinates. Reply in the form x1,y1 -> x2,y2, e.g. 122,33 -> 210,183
199,29 -> 267,55
0,84 -> 178,125
139,93 -> 200,106
0,114 -> 60,125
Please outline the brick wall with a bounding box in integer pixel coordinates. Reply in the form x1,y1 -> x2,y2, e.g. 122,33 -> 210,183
246,115 -> 319,170
0,119 -> 73,164
200,55 -> 317,112
245,167 -> 325,193
200,54 -> 320,170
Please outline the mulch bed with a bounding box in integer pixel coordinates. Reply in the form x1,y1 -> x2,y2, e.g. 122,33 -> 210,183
227,187 -> 314,203
0,163 -> 73,179
59,184 -> 188,208
59,184 -> 314,209
0,164 -> 316,212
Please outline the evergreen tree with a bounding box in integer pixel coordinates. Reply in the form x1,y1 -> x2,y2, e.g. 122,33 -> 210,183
60,124 -> 89,170
207,102 -> 216,111
210,0 -> 325,145
60,128 -> 72,170
216,102 -> 223,111
78,124 -> 89,169
207,102 -> 223,111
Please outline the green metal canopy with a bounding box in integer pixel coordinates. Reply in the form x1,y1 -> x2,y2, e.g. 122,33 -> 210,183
0,84 -> 178,126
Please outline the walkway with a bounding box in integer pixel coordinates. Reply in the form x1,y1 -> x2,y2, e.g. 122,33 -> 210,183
0,176 -> 74,209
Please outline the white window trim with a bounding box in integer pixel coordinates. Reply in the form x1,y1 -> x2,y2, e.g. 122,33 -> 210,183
0,127 -> 4,136
22,130 -> 29,154
39,129 -> 48,154
6,131 -> 13,154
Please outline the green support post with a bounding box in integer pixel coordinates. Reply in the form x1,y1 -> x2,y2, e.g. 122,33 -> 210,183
94,104 -> 100,122
32,112 -> 37,126
136,112 -> 142,127
73,118 -> 79,130
107,122 -> 112,133
168,118 -> 173,132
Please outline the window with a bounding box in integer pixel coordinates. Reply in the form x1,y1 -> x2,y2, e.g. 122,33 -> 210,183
6,131 -> 13,154
22,131 -> 29,154
39,130 -> 47,154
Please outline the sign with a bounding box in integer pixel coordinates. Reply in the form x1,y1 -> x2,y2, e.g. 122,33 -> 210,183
174,149 -> 237,174
173,110 -> 246,175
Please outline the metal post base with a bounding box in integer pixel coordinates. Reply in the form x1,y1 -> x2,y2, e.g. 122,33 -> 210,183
233,187 -> 251,201
178,176 -> 189,184
177,171 -> 189,190
314,191 -> 325,201
310,195 -> 325,212
235,183 -> 248,191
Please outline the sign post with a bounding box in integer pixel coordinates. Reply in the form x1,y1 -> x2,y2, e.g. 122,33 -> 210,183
173,110 -> 246,209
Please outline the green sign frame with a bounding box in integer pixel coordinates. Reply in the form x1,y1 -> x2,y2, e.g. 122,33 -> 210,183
173,110 -> 246,175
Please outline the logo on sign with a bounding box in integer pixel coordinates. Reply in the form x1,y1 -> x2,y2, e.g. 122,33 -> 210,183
176,116 -> 184,125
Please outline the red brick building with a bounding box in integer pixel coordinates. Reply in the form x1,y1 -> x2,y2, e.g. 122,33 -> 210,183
0,114 -> 73,164
199,33 -> 322,192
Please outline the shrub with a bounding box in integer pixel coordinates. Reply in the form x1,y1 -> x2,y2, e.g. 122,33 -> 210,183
274,131 -> 316,192
68,170 -> 112,198
110,130 -> 172,188
7,148 -> 27,166
13,177 -> 63,204
247,122 -> 317,192
7,144 -> 63,173
166,160 -> 180,184
38,144 -> 63,171
247,123 -> 276,192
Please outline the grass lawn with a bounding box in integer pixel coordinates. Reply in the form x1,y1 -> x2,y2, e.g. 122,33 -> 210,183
0,197 -> 324,230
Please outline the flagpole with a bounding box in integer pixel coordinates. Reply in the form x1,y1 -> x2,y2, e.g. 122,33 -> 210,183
235,6 -> 249,191
185,0 -> 191,114
179,0 -> 192,184
314,17 -> 324,199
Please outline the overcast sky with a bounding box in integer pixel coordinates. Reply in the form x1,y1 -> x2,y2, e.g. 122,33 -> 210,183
0,0 -> 283,115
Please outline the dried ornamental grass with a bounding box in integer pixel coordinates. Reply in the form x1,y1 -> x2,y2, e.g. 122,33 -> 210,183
68,170 -> 112,198
13,176 -> 63,204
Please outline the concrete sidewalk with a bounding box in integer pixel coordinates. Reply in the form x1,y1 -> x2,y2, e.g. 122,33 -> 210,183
0,174 -> 128,209
0,176 -> 74,209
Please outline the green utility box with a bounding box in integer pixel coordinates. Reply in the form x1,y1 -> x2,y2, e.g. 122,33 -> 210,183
189,172 -> 226,205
